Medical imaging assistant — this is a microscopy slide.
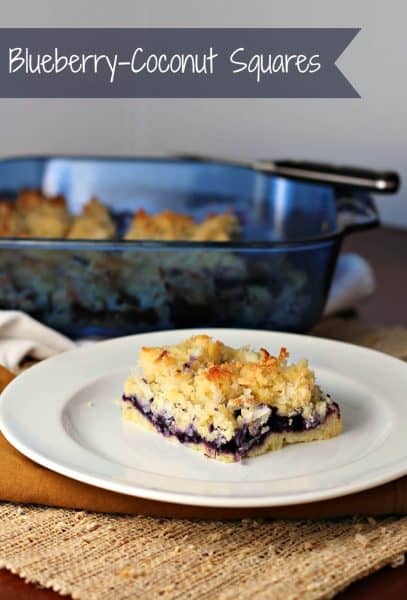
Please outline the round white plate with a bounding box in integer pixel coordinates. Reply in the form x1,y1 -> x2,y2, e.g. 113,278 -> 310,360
1,328 -> 407,508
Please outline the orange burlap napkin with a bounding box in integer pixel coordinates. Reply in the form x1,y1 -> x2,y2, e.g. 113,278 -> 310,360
1,354 -> 407,520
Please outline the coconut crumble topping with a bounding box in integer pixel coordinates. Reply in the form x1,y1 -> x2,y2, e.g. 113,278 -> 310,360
123,335 -> 336,447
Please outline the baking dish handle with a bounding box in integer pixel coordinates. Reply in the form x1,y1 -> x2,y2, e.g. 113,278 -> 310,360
257,160 -> 400,194
336,192 -> 380,235
175,153 -> 400,194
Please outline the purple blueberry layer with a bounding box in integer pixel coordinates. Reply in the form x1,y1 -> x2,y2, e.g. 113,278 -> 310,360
122,394 -> 340,460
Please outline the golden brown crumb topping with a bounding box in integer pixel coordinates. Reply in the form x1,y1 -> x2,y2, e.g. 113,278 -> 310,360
67,198 -> 116,240
0,191 -> 240,242
136,335 -> 317,413
123,335 -> 331,442
0,189 -> 71,238
0,201 -> 23,236
125,209 -> 240,241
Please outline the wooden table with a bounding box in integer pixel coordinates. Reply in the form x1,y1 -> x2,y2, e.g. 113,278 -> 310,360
1,226 -> 406,599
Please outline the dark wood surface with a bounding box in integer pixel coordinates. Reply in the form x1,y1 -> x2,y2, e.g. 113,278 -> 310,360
1,226 -> 406,599
343,226 -> 407,327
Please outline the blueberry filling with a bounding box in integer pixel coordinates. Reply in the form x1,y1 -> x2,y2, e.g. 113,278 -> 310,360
122,394 -> 340,459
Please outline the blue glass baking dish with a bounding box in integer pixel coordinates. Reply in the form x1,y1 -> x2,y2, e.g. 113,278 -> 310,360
0,156 -> 399,337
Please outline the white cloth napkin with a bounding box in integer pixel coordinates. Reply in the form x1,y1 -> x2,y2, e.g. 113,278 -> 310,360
324,253 -> 375,316
0,253 -> 375,371
0,311 -> 76,370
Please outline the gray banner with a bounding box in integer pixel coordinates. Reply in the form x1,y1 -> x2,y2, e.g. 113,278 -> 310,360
0,28 -> 360,98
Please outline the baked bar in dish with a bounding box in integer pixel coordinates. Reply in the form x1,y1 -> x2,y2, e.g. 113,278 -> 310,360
122,335 -> 341,462
0,188 -> 310,336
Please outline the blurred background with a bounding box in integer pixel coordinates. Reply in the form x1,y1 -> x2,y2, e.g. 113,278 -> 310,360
0,0 -> 405,226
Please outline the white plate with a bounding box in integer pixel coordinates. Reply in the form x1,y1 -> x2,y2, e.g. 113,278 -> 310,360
1,328 -> 407,508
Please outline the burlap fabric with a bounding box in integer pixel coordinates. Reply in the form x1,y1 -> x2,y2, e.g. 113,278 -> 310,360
1,504 -> 406,599
0,318 -> 406,599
